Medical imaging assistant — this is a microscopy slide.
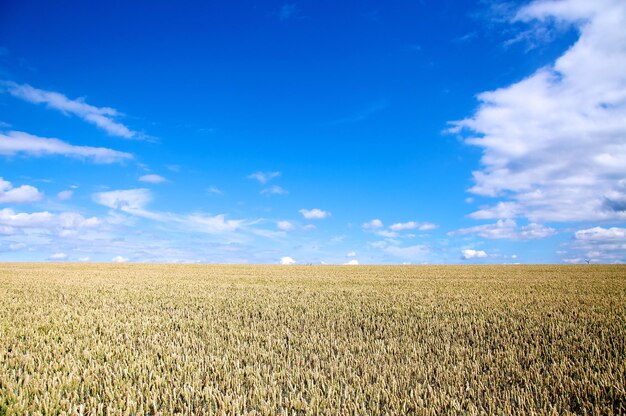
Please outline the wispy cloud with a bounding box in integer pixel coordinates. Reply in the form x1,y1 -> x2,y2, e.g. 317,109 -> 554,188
207,186 -> 223,195
1,81 -> 143,139
139,174 -> 167,184
93,189 -> 254,237
261,185 -> 288,196
247,171 -> 280,184
0,130 -> 133,163
92,189 -> 157,219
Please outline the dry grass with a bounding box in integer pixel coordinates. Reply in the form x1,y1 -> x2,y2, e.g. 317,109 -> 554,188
0,264 -> 624,415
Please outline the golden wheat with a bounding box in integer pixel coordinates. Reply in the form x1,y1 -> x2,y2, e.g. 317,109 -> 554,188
0,264 -> 624,415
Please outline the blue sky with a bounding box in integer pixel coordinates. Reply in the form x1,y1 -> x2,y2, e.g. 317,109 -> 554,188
1,0 -> 625,264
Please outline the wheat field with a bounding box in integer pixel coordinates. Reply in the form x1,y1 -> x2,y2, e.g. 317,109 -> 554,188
0,264 -> 624,415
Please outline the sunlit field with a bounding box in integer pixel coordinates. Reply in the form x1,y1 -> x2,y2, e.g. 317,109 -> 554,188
0,264 -> 624,415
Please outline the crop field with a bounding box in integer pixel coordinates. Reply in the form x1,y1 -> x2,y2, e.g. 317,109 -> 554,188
0,264 -> 624,415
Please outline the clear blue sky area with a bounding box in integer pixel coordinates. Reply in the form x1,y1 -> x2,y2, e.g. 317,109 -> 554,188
1,0 -> 624,264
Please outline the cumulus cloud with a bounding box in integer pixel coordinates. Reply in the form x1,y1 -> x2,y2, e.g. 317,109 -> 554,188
247,171 -> 280,184
449,0 -> 626,222
261,185 -> 288,195
139,174 -> 167,184
299,208 -> 331,220
57,190 -> 73,201
1,81 -> 140,139
280,256 -> 296,265
0,177 -> 42,204
462,249 -> 487,260
450,219 -> 556,240
346,251 -> 357,257
0,130 -> 132,163
362,219 -> 383,229
344,259 -> 359,265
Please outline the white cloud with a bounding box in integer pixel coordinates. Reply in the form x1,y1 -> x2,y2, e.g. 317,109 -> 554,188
449,0 -> 626,222
389,221 -> 419,231
1,81 -> 140,139
93,189 -> 154,218
373,229 -> 399,238
567,226 -> 626,263
299,208 -> 331,220
417,222 -> 438,231
0,177 -> 42,204
462,249 -> 487,259
346,251 -> 357,257
93,188 -> 250,236
362,219 -> 383,229
277,220 -> 294,231
280,256 -> 296,265
344,259 -> 359,265
48,252 -> 67,261
450,219 -> 556,240
139,174 -> 167,184
0,208 -> 100,235
207,186 -> 223,195
261,185 -> 288,195
247,171 -> 280,184
57,190 -> 73,201
575,227 -> 626,241
389,221 -> 438,231
0,130 -> 132,163
112,255 -> 129,263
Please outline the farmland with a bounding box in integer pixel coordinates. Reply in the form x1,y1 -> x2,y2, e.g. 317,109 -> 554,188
0,264 -> 624,415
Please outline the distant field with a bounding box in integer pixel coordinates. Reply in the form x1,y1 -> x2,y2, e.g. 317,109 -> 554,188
0,264 -> 624,415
